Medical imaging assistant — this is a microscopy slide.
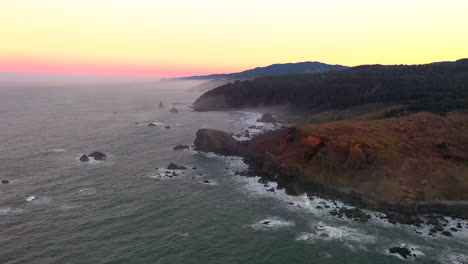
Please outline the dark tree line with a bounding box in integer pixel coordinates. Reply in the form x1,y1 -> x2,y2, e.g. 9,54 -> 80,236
195,59 -> 468,114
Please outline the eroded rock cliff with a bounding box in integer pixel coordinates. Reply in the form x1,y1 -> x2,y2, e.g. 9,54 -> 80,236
194,112 -> 468,218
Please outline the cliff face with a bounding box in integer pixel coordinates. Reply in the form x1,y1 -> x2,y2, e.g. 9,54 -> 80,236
194,112 -> 468,217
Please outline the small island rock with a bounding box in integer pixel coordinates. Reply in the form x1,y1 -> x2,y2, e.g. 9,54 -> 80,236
167,163 -> 187,170
258,113 -> 275,123
88,152 -> 107,161
79,154 -> 90,162
173,145 -> 190,150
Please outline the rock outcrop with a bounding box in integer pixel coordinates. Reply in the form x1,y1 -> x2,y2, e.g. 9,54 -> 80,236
169,107 -> 179,113
194,129 -> 242,155
79,154 -> 90,162
88,152 -> 107,161
173,145 -> 190,150
388,247 -> 414,259
258,113 -> 276,123
194,112 -> 468,218
167,163 -> 187,170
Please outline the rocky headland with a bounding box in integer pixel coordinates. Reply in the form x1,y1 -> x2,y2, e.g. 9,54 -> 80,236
194,112 -> 468,219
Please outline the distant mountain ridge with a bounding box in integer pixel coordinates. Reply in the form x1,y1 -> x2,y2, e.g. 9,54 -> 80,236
173,61 -> 348,80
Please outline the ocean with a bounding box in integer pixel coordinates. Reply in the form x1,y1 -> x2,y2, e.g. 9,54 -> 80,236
0,77 -> 467,264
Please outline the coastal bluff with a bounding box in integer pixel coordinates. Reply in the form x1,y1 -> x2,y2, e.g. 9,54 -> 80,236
194,112 -> 468,218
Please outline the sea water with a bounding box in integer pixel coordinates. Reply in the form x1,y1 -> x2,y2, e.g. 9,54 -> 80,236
0,78 -> 467,264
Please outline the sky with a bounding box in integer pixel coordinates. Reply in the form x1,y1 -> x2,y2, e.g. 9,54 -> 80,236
1,0 -> 467,77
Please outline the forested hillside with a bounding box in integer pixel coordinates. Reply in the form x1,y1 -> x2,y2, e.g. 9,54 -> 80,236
194,59 -> 468,114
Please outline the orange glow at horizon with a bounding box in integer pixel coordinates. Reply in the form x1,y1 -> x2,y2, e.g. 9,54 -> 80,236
1,0 -> 467,77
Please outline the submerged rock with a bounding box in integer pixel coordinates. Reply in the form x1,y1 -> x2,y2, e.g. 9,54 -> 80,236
165,126 -> 171,129
441,231 -> 452,236
258,113 -> 276,123
336,207 -> 371,222
169,107 -> 179,113
388,247 -> 412,259
167,163 -> 187,170
79,154 -> 90,162
88,152 -> 107,161
173,145 -> 189,150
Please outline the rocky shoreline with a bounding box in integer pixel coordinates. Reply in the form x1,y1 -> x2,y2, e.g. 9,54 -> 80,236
193,112 -> 468,233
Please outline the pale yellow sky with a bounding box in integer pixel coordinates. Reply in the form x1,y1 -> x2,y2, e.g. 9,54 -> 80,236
1,0 -> 467,76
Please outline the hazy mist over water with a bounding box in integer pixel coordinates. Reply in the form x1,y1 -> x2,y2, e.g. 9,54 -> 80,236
0,75 -> 467,264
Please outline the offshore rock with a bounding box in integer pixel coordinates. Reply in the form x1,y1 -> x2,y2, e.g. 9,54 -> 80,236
194,129 -> 241,155
88,152 -> 107,161
258,113 -> 276,123
79,154 -> 90,162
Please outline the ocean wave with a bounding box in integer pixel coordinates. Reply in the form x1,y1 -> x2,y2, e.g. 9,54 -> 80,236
29,196 -> 52,205
51,148 -> 67,152
251,217 -> 295,231
0,207 -> 24,215
79,188 -> 97,196
59,204 -> 83,210
199,179 -> 217,185
297,222 -> 376,245
231,111 -> 279,141
24,195 -> 37,202
442,252 -> 468,264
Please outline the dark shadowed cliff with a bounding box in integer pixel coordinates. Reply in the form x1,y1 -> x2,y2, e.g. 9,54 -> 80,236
193,59 -> 468,114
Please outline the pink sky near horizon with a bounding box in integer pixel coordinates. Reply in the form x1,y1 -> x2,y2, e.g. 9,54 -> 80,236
0,57 -> 234,78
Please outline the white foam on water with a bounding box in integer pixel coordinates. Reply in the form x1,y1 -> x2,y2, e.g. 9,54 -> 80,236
231,111 -> 281,141
51,149 -> 67,152
233,175 -> 348,217
199,180 -> 217,186
150,173 -> 179,180
443,253 -> 468,264
233,169 -> 468,242
59,204 -> 83,210
24,195 -> 37,202
0,207 -> 24,215
74,154 -> 114,166
150,168 -> 188,180
135,121 -> 180,127
30,196 -> 52,205
79,188 -> 97,196
296,222 -> 376,245
250,216 -> 295,231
